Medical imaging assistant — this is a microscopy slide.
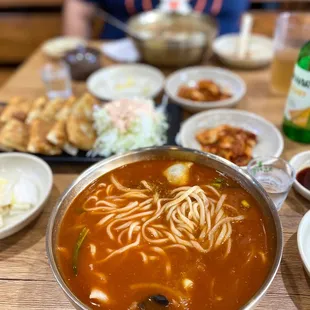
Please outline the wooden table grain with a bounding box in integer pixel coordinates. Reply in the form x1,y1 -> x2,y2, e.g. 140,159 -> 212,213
0,39 -> 310,310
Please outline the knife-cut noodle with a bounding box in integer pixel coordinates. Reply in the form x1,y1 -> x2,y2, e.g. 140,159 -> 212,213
88,175 -> 244,267
57,160 -> 274,310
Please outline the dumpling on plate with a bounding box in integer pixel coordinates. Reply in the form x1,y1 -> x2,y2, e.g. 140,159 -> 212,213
28,119 -> 62,155
0,119 -> 29,152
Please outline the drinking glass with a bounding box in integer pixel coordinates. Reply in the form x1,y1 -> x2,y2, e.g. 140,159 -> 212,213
247,157 -> 296,211
270,13 -> 310,95
42,61 -> 72,99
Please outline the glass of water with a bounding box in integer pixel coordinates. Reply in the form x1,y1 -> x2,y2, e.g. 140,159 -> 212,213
42,61 -> 72,99
247,157 -> 296,211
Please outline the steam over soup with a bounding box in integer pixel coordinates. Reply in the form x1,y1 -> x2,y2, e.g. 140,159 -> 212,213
57,160 -> 275,310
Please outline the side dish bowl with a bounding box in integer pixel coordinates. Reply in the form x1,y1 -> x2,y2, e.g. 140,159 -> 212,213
178,109 -> 284,167
87,64 -> 165,101
46,146 -> 282,310
290,151 -> 310,202
297,210 -> 310,277
165,67 -> 246,112
213,34 -> 273,69
0,153 -> 53,239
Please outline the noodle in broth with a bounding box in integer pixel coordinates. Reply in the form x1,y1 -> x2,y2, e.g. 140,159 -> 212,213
57,160 -> 275,310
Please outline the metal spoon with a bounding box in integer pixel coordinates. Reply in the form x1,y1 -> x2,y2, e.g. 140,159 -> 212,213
95,7 -> 143,40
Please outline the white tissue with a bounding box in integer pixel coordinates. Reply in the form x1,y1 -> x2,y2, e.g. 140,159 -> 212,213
101,38 -> 140,63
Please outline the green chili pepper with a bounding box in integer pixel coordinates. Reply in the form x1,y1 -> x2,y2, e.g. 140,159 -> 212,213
214,178 -> 225,183
73,227 -> 89,276
211,183 -> 222,189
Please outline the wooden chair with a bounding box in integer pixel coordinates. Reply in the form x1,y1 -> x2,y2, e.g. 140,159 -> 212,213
0,0 -> 63,64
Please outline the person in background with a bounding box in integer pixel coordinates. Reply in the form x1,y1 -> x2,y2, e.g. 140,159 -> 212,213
63,0 -> 249,39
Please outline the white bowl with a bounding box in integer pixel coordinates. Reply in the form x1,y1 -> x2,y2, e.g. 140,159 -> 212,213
0,153 -> 53,239
42,36 -> 86,59
213,34 -> 274,69
290,151 -> 310,201
179,109 -> 284,167
87,64 -> 165,101
298,210 -> 310,276
165,66 -> 246,113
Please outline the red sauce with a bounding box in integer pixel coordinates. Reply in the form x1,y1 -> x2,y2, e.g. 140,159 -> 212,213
297,167 -> 310,190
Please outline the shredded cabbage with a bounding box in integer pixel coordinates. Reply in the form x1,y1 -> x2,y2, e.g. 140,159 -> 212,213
88,99 -> 168,157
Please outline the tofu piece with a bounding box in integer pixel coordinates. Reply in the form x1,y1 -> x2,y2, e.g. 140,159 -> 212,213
28,119 -> 62,155
0,119 -> 29,152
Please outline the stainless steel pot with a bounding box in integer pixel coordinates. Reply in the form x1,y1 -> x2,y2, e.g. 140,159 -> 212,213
46,146 -> 283,310
127,10 -> 218,67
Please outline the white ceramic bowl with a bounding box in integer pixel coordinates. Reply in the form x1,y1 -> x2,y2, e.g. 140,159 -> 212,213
213,34 -> 274,69
42,36 -> 86,59
179,109 -> 284,167
298,210 -> 310,276
165,66 -> 246,113
290,151 -> 310,201
0,153 -> 53,239
87,64 -> 165,101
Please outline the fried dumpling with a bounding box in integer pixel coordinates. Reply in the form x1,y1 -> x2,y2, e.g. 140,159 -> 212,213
70,93 -> 97,121
40,98 -> 64,122
0,119 -> 29,152
67,117 -> 96,151
55,96 -> 76,121
46,97 -> 78,155
28,119 -> 62,155
0,121 -> 13,151
26,97 -> 47,124
66,94 -> 97,151
0,98 -> 32,122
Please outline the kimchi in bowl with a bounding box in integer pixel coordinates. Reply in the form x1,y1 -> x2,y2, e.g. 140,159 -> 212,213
46,146 -> 282,310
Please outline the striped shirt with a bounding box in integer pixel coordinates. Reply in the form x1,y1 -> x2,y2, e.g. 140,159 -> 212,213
83,0 -> 249,39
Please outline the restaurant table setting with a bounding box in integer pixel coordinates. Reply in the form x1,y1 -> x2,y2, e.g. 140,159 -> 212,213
1,5 -> 310,310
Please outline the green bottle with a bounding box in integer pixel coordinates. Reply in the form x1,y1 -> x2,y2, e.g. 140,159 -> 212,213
283,41 -> 310,143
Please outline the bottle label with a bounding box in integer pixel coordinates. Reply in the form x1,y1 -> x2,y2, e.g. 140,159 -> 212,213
285,64 -> 310,129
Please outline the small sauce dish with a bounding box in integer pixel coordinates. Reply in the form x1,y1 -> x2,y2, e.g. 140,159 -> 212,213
298,210 -> 310,277
0,153 -> 53,239
213,34 -> 273,69
290,151 -> 310,201
64,46 -> 101,81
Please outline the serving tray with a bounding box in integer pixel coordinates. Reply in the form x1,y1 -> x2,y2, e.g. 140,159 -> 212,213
23,102 -> 183,164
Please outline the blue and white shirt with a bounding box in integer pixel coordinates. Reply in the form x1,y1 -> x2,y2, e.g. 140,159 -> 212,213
83,0 -> 249,39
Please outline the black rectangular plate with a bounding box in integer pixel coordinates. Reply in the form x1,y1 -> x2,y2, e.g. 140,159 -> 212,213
26,103 -> 183,164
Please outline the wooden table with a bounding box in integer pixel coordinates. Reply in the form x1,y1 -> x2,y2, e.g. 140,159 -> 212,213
0,43 -> 310,310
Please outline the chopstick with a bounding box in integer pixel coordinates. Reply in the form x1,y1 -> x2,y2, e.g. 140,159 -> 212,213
237,14 -> 253,59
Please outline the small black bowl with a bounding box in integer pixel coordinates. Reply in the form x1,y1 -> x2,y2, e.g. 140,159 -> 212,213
64,46 -> 101,81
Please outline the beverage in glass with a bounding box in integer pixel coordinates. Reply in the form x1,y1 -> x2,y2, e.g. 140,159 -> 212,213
247,157 -> 295,211
270,13 -> 310,95
42,61 -> 72,99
